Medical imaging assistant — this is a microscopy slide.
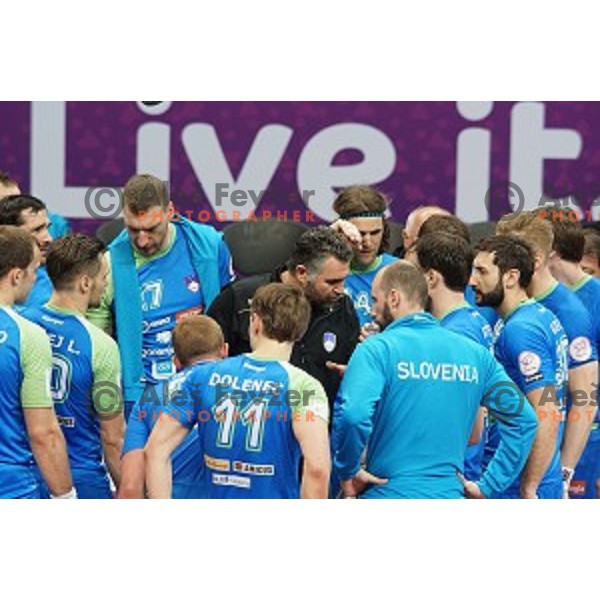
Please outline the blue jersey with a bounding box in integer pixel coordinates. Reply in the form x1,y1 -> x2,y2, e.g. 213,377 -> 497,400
171,354 -> 329,499
23,305 -> 122,476
486,300 -> 567,498
465,285 -> 499,329
535,281 -> 597,443
0,306 -> 53,498
345,253 -> 398,326
333,313 -> 538,499
48,211 -> 71,240
570,275 -> 600,497
138,229 -> 211,384
440,303 -> 493,481
123,363 -> 214,499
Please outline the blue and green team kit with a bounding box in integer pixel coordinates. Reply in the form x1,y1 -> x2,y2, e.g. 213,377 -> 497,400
23,304 -> 122,499
534,282 -> 597,441
344,253 -> 398,326
169,354 -> 329,499
333,312 -> 538,499
439,303 -> 494,481
0,306 -> 53,499
88,224 -> 234,418
123,362 -> 216,499
485,300 -> 568,499
569,275 -> 600,499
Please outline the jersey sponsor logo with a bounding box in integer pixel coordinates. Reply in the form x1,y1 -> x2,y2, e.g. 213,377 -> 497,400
151,360 -> 176,380
155,330 -> 172,344
175,306 -> 204,321
569,480 -> 586,496
518,351 -> 542,377
569,336 -> 593,362
204,454 -> 231,472
140,279 -> 163,312
353,291 -> 371,314
323,332 -> 337,353
0,330 -> 7,344
143,315 -> 171,333
57,415 -> 75,428
397,361 -> 479,383
212,473 -> 251,489
41,314 -> 64,326
184,274 -> 200,293
232,460 -> 275,476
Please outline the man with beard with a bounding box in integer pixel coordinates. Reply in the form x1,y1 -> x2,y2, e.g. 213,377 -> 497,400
332,260 -> 538,499
23,235 -> 125,498
208,226 -> 358,409
329,185 -> 398,327
497,213 -> 597,496
0,194 -> 54,308
411,232 -> 493,482
470,235 -> 567,498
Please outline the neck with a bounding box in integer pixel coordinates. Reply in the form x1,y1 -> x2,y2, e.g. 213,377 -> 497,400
430,289 -> 466,320
551,259 -> 587,288
48,291 -> 89,316
527,266 -> 556,298
279,270 -> 301,289
497,288 -> 529,319
0,286 -> 15,306
251,337 -> 294,362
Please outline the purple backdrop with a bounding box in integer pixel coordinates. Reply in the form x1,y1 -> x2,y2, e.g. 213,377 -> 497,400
2,101 -> 600,235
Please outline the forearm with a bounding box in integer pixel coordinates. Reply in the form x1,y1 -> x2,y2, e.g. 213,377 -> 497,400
102,440 -> 123,489
145,450 -> 173,499
300,462 -> 330,499
561,406 -> 596,469
521,412 -> 559,495
31,428 -> 73,496
562,368 -> 598,468
119,451 -> 146,499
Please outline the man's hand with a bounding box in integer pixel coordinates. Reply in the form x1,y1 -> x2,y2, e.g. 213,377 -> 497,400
457,471 -> 487,499
330,219 -> 362,247
520,485 -> 539,499
359,322 -> 381,343
340,468 -> 388,498
326,361 -> 347,376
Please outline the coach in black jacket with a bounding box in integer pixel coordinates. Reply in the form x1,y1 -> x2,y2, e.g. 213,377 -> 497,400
208,227 -> 360,409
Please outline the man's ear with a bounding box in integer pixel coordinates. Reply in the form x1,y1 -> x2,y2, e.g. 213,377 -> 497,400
221,342 -> 229,358
424,269 -> 439,290
295,265 -> 308,286
503,268 -> 520,290
9,268 -> 22,288
173,356 -> 183,371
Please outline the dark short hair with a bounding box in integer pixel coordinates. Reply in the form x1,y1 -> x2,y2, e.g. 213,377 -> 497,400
417,214 -> 471,244
46,234 -> 106,291
0,194 -> 47,226
416,232 -> 474,292
333,185 -> 390,253
535,207 -> 584,263
476,235 -> 535,289
251,283 -> 311,343
123,174 -> 169,214
172,315 -> 224,366
379,260 -> 428,309
583,229 -> 600,260
287,226 -> 353,274
0,226 -> 36,279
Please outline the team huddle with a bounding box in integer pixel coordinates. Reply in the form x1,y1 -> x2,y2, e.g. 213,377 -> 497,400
0,172 -> 598,499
